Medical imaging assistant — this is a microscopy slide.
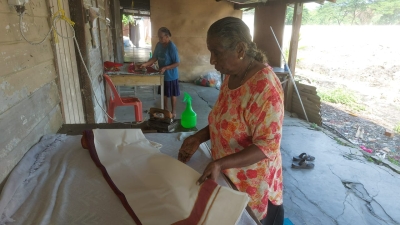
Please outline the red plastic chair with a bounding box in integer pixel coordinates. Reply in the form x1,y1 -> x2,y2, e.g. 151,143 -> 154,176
103,74 -> 143,123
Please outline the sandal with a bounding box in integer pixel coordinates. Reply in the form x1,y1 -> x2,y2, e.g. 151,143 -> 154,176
291,159 -> 314,169
293,153 -> 315,161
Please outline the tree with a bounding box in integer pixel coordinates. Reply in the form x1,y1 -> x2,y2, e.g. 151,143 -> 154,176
122,14 -> 135,25
285,6 -> 311,25
370,0 -> 400,24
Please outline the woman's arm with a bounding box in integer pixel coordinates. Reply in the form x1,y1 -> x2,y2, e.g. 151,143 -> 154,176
197,145 -> 266,184
160,62 -> 180,74
192,125 -> 210,143
140,57 -> 158,68
178,125 -> 210,163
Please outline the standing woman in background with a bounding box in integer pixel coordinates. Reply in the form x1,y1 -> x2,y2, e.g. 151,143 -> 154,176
141,27 -> 180,118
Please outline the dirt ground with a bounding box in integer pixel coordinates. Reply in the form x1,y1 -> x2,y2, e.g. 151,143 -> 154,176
283,25 -> 400,164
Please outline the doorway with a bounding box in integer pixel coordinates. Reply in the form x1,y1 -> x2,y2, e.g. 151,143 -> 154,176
122,14 -> 152,63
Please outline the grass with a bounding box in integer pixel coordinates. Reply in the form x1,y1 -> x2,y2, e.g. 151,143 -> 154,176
334,137 -> 351,147
310,123 -> 321,131
318,88 -> 366,111
394,123 -> 400,134
388,156 -> 400,167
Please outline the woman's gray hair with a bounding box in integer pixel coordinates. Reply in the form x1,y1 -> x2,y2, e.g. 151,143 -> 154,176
207,17 -> 267,63
158,27 -> 172,37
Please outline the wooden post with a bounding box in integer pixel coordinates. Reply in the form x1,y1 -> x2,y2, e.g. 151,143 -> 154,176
110,0 -> 124,63
253,2 -> 287,67
68,0 -> 96,123
285,3 -> 303,111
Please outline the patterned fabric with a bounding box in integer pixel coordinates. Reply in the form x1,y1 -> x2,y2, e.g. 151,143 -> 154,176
208,66 -> 284,220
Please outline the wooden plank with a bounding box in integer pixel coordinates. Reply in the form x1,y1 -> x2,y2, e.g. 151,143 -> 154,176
297,82 -> 317,91
292,95 -> 320,110
110,0 -> 124,63
0,105 -> 62,186
0,82 -> 60,159
0,14 -> 51,44
109,75 -> 164,86
292,102 -> 320,116
298,86 -> 317,95
285,3 -> 303,111
68,0 -> 95,123
294,91 -> 321,104
0,41 -> 54,77
292,100 -> 320,112
297,83 -> 317,94
0,2 -> 12,13
292,108 -> 321,124
100,27 -> 109,60
0,60 -> 57,114
25,0 -> 50,17
49,0 -> 85,124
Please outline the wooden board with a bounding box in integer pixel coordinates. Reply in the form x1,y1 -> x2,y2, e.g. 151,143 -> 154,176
292,92 -> 321,106
0,82 -> 62,184
0,41 -> 54,77
49,0 -> 85,124
0,105 -> 62,186
68,0 -> 96,123
0,14 -> 51,43
291,81 -> 322,125
285,3 -> 303,111
0,60 -> 57,114
109,74 -> 164,86
296,82 -> 317,94
253,2 -> 286,67
110,0 -> 124,63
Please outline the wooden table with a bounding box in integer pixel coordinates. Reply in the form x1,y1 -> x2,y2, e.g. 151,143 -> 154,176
57,119 -> 198,135
108,73 -> 165,109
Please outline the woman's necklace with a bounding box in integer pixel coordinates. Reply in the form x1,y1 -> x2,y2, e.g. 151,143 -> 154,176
240,59 -> 254,84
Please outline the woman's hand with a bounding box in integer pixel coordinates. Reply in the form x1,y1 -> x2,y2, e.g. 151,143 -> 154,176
139,63 -> 145,68
178,135 -> 201,163
159,67 -> 167,74
197,160 -> 222,185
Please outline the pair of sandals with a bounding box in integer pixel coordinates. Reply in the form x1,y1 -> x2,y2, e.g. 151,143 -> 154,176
291,153 -> 315,169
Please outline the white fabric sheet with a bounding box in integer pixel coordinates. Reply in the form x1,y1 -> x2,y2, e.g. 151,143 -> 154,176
0,132 -> 258,225
92,129 -> 249,224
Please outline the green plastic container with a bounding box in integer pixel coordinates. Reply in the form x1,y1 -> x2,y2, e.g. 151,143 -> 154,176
181,92 -> 197,128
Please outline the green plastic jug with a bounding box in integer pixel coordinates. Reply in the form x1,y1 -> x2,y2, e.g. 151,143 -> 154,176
181,92 -> 197,128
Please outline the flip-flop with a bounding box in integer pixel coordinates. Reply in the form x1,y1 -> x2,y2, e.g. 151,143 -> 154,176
291,159 -> 314,169
293,153 -> 315,161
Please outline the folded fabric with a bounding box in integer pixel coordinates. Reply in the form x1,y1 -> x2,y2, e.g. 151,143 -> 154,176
81,129 -> 249,225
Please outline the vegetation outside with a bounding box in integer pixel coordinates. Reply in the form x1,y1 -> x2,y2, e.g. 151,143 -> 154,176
286,0 -> 400,25
317,88 -> 366,111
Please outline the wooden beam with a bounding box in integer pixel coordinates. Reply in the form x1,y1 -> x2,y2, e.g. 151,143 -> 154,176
233,0 -> 328,9
253,2 -> 287,67
123,12 -> 151,17
285,3 -> 303,111
234,3 -> 262,9
110,0 -> 124,63
68,0 -> 96,123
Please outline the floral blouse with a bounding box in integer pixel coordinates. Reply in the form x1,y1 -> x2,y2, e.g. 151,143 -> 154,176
208,66 -> 284,220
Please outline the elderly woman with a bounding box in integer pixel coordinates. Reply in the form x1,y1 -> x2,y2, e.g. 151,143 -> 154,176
141,27 -> 180,117
178,17 -> 284,225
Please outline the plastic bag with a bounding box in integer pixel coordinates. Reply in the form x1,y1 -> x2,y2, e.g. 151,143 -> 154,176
194,71 -> 221,89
